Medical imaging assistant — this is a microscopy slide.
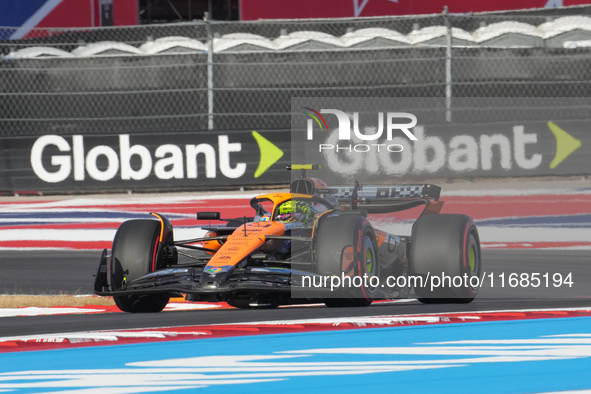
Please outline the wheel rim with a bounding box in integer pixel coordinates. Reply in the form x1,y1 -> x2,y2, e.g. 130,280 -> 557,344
362,234 -> 377,277
467,232 -> 480,291
365,249 -> 373,274
360,232 -> 379,300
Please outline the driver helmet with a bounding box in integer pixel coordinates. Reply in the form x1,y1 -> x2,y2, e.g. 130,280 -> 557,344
276,200 -> 311,223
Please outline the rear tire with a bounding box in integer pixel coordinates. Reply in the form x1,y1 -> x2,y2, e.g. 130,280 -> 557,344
411,214 -> 482,304
110,219 -> 171,313
315,214 -> 379,308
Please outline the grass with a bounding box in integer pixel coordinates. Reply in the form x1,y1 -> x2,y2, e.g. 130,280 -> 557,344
0,295 -> 115,308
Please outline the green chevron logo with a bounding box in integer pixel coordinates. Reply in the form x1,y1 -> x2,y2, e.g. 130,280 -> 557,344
548,121 -> 582,169
252,131 -> 284,178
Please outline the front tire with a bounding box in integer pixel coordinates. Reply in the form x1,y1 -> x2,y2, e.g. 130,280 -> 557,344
113,293 -> 170,313
110,219 -> 171,313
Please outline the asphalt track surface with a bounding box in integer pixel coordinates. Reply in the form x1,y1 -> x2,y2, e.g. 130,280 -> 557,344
1,248 -> 590,338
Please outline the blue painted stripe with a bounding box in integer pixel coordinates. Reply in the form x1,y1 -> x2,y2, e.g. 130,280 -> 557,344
477,214 -> 591,227
1,316 -> 591,393
0,212 -> 187,227
0,0 -> 48,27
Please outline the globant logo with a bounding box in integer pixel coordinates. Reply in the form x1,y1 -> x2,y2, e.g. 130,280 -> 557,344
303,107 -> 417,153
30,134 -> 246,183
322,126 -> 545,177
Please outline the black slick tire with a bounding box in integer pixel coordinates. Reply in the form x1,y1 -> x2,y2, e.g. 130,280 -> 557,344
110,219 -> 170,313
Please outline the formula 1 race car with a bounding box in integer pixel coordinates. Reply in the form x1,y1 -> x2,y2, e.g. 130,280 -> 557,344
94,165 -> 482,312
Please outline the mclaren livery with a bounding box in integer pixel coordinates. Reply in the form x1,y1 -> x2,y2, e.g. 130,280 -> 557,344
94,165 -> 482,312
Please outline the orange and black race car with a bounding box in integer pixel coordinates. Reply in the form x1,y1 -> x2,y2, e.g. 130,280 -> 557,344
94,165 -> 482,312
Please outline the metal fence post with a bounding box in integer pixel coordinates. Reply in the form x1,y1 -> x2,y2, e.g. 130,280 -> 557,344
444,6 -> 453,122
204,12 -> 214,130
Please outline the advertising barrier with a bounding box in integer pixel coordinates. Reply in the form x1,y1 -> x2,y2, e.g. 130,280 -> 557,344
292,98 -> 590,184
298,121 -> 589,183
0,129 -> 291,194
0,118 -> 588,194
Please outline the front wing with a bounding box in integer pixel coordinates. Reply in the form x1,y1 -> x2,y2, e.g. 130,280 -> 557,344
94,251 -> 320,298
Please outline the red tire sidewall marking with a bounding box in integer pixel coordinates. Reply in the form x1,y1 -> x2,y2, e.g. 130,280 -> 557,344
151,235 -> 160,272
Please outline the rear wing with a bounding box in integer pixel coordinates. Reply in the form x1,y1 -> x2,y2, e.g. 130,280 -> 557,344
333,184 -> 441,202
286,165 -> 442,214
332,184 -> 443,215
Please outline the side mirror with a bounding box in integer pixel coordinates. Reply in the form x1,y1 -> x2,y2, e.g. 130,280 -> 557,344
196,211 -> 221,220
